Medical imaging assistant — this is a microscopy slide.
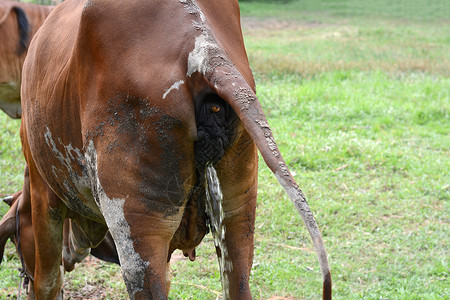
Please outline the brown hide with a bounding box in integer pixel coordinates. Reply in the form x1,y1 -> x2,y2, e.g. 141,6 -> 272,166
20,0 -> 331,299
0,0 -> 53,118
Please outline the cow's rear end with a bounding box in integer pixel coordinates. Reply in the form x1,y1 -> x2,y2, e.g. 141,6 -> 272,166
20,0 -> 331,299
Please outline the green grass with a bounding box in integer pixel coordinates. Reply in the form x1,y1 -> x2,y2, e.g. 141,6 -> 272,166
1,0 -> 449,299
253,71 -> 449,298
0,117 -> 23,196
241,4 -> 450,77
239,0 -> 450,23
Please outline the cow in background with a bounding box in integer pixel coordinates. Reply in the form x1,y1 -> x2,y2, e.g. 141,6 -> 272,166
0,168 -> 120,298
1,3 -> 119,294
0,0 -> 53,118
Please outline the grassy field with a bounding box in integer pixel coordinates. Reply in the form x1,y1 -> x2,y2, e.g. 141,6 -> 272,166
1,0 -> 449,299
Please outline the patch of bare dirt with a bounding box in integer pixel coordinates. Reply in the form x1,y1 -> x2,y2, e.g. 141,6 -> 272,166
63,256 -> 122,300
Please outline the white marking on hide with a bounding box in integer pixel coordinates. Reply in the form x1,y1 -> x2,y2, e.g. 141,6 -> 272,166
163,80 -> 185,99
179,0 -> 205,22
44,128 -> 84,172
187,32 -> 219,77
83,0 -> 93,11
44,129 -> 149,297
44,128 -> 103,218
186,37 -> 203,76
84,141 -> 149,298
182,0 -> 222,78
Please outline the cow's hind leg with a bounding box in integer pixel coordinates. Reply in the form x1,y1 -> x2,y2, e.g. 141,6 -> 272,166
211,133 -> 258,300
194,94 -> 258,299
27,161 -> 66,299
97,195 -> 182,300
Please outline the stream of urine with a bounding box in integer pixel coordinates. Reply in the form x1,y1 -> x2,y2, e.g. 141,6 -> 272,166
205,163 -> 232,300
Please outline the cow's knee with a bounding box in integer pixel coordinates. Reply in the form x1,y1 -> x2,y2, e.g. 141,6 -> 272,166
34,265 -> 64,299
26,165 -> 66,299
166,261 -> 171,296
99,200 -> 176,298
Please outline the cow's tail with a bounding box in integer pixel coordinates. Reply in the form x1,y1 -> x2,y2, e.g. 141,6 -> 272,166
0,5 -> 30,54
0,195 -> 17,264
12,6 -> 30,54
202,62 -> 332,299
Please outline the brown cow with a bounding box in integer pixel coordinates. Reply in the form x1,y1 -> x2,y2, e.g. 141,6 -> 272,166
0,0 -> 53,118
0,189 -> 120,268
0,167 -> 37,297
0,168 -> 119,298
0,0 -> 118,281
20,0 -> 332,299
